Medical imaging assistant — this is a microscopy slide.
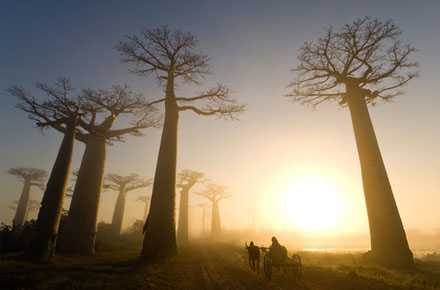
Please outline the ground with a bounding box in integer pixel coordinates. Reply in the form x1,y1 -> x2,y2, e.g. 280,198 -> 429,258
1,243 -> 440,290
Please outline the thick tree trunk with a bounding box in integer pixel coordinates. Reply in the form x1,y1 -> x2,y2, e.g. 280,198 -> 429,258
141,77 -> 178,260
111,189 -> 127,235
211,201 -> 221,237
347,87 -> 413,268
177,189 -> 189,245
143,200 -> 150,221
27,121 -> 76,261
58,135 -> 106,255
13,180 -> 31,228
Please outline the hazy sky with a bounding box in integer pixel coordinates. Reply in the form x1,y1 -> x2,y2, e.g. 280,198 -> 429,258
1,0 -> 439,242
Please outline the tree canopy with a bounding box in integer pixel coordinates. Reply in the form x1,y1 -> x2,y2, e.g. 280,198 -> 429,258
104,174 -> 152,192
117,26 -> 245,119
8,167 -> 47,188
288,17 -> 418,106
9,79 -> 160,143
196,183 -> 230,203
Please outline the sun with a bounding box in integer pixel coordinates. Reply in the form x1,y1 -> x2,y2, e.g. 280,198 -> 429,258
280,175 -> 346,234
260,172 -> 351,235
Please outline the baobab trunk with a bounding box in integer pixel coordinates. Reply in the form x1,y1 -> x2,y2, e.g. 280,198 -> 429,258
28,121 -> 76,261
111,189 -> 127,235
142,78 -> 178,260
211,201 -> 221,237
143,200 -> 150,221
347,86 -> 413,268
59,135 -> 106,255
177,189 -> 189,245
13,180 -> 31,228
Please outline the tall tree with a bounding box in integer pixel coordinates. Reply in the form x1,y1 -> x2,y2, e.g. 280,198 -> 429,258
9,79 -> 85,261
104,174 -> 152,235
288,17 -> 417,268
8,168 -> 47,228
117,26 -> 245,260
59,86 -> 158,255
196,183 -> 229,237
137,195 -> 151,221
176,170 -> 204,245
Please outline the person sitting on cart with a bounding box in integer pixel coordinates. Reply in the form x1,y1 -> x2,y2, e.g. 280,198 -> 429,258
269,236 -> 288,265
245,241 -> 260,273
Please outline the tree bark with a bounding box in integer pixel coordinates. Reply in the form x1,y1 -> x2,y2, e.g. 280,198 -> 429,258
58,135 -> 106,255
177,188 -> 189,245
211,200 -> 221,237
141,76 -> 178,260
143,200 -> 150,221
27,120 -> 76,261
347,87 -> 413,268
13,179 -> 31,228
111,188 -> 127,235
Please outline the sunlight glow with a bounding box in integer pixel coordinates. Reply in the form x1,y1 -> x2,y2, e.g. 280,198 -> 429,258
258,169 -> 360,235
280,176 -> 345,233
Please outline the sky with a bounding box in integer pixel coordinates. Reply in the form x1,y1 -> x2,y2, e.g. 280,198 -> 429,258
1,0 -> 439,248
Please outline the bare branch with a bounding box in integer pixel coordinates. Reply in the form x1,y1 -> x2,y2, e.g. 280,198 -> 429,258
104,173 -> 152,193
8,167 -> 47,183
289,17 -> 418,106
117,26 -> 210,83
177,169 -> 205,191
196,183 -> 230,203
79,85 -> 160,142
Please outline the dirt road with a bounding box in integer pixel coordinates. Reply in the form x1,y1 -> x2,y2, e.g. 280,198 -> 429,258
141,243 -> 405,290
143,244 -> 306,290
1,243 -> 427,289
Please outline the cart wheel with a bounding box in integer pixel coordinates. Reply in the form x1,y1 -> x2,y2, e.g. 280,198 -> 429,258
291,254 -> 302,280
263,255 -> 272,280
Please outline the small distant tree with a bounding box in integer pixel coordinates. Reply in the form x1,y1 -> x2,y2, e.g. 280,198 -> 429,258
196,183 -> 229,237
104,174 -> 152,235
60,86 -> 158,255
196,202 -> 209,236
288,17 -> 417,268
8,168 -> 46,228
176,170 -> 205,245
117,26 -> 245,259
137,195 -> 151,221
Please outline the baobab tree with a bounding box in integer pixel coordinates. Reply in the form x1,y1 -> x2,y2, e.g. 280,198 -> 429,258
196,202 -> 209,236
104,174 -> 152,235
196,183 -> 229,237
137,195 -> 151,221
9,200 -> 41,220
9,79 -> 84,261
60,86 -> 158,255
8,167 -> 46,228
288,17 -> 417,268
176,170 -> 205,245
117,26 -> 245,259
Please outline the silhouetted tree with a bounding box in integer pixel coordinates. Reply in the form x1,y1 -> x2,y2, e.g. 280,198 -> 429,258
176,170 -> 205,245
288,17 -> 417,268
196,183 -> 229,237
117,26 -> 245,260
104,174 -> 152,235
7,168 -> 46,228
60,86 -> 158,255
137,195 -> 151,221
9,79 -> 86,261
